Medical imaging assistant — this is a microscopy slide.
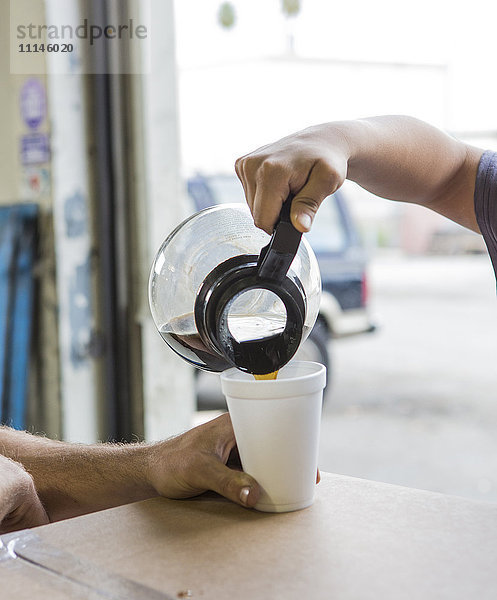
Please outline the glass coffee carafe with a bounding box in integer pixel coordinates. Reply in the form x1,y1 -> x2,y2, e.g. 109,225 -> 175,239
149,202 -> 321,376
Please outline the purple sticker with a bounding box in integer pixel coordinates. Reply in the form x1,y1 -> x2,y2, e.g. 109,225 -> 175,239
20,79 -> 46,130
20,133 -> 50,165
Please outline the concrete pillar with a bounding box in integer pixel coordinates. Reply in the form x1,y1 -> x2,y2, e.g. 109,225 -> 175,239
135,0 -> 195,440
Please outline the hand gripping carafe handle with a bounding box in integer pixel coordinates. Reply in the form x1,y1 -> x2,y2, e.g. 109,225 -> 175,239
194,197 -> 306,374
257,196 -> 303,284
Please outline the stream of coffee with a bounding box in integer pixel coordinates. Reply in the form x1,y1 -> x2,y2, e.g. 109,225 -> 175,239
254,371 -> 278,380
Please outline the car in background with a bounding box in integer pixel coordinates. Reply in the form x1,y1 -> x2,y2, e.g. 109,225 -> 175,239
187,174 -> 375,408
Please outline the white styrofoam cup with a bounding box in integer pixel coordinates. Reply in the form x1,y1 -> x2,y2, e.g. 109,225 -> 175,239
221,361 -> 326,513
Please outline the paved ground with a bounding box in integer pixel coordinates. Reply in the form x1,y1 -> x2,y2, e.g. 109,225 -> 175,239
320,252 -> 497,502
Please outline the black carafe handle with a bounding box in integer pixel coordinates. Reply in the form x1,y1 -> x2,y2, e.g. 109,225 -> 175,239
257,196 -> 303,283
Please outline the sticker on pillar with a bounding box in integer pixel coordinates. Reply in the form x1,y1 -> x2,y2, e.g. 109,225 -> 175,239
20,79 -> 46,130
20,166 -> 50,198
64,191 -> 88,238
69,257 -> 92,367
20,133 -> 50,165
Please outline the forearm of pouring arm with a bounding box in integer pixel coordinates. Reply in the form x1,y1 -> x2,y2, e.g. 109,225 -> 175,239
339,115 -> 483,231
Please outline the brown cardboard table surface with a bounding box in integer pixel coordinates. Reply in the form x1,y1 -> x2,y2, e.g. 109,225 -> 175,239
2,472 -> 497,599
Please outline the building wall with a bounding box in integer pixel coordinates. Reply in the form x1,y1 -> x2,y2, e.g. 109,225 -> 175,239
0,0 -> 61,436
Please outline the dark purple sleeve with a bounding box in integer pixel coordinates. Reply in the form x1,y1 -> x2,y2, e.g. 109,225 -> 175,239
474,150 -> 497,282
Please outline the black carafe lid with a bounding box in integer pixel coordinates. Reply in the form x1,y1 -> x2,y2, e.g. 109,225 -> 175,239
194,199 -> 306,374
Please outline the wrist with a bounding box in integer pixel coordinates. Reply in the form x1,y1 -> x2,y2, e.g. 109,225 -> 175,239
141,439 -> 174,496
299,121 -> 354,161
103,442 -> 159,501
330,119 -> 373,174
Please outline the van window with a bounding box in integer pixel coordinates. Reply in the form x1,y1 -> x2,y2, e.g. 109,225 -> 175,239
306,196 -> 347,253
208,175 -> 246,204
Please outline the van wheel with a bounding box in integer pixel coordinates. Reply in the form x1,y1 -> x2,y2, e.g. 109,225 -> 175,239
294,319 -> 330,392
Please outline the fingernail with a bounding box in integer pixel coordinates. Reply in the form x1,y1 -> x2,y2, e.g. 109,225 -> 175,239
239,487 -> 251,505
296,212 -> 312,231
